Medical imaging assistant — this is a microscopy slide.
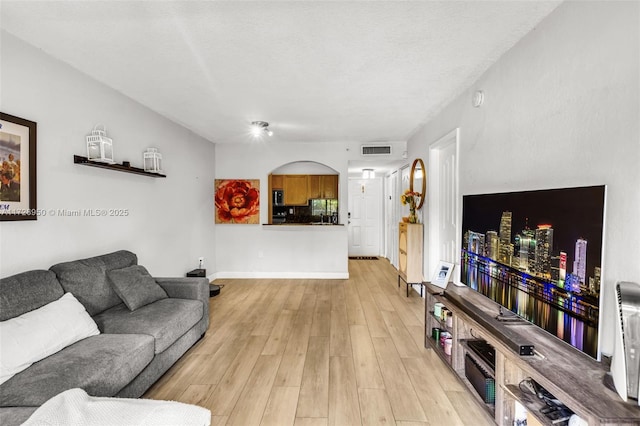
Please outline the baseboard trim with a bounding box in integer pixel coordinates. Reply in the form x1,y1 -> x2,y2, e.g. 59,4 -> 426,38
211,271 -> 349,280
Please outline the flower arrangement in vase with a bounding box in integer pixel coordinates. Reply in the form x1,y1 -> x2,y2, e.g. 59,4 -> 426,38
400,189 -> 421,223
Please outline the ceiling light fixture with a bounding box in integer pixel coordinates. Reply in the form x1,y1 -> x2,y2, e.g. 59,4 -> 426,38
362,168 -> 375,179
251,121 -> 273,137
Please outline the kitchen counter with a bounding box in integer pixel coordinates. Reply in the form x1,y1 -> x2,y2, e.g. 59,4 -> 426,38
263,223 -> 344,226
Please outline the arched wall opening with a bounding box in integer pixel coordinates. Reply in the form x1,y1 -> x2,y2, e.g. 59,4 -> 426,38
271,160 -> 339,175
268,161 -> 340,225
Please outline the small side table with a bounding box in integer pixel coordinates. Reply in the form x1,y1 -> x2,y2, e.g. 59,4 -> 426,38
186,269 -> 220,297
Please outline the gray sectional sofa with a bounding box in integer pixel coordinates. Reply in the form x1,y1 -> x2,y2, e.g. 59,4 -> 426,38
0,250 -> 210,425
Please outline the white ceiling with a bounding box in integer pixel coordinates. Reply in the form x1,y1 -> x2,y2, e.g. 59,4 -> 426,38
0,1 -> 561,172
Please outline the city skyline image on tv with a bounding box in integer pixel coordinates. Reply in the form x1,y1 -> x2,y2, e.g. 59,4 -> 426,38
461,185 -> 606,358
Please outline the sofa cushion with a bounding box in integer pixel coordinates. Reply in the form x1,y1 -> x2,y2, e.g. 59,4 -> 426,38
107,265 -> 167,311
0,270 -> 64,321
49,250 -> 137,316
93,298 -> 204,354
0,293 -> 100,386
0,334 -> 154,407
0,406 -> 37,426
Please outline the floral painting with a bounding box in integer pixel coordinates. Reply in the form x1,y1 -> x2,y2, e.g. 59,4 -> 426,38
214,179 -> 260,224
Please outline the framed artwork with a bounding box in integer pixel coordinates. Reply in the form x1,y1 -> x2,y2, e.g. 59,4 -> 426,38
431,260 -> 454,289
0,113 -> 37,221
214,179 -> 260,224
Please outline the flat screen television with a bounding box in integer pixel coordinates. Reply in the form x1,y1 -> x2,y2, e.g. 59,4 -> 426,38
460,185 -> 606,359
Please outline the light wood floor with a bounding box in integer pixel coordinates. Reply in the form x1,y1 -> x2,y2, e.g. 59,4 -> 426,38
144,259 -> 494,426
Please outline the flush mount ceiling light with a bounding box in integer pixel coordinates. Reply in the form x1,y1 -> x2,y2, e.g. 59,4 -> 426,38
251,121 -> 273,137
362,168 -> 375,179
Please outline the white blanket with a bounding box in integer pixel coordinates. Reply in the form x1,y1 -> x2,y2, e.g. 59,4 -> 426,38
21,388 -> 211,426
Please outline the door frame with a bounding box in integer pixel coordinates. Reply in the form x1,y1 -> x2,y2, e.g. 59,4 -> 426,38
428,128 -> 461,284
384,172 -> 392,261
385,169 -> 402,267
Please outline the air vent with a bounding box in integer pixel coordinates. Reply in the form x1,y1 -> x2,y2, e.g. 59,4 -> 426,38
361,145 -> 392,156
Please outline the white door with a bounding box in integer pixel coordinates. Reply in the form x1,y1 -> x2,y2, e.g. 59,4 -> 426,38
429,129 -> 460,283
348,178 -> 382,256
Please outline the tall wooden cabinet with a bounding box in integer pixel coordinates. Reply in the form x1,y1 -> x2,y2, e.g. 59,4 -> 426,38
398,222 -> 423,296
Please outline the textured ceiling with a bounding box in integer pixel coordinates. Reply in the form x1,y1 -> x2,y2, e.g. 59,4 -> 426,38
0,0 -> 560,152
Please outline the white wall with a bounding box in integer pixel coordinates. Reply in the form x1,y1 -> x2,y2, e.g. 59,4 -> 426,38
0,32 -> 216,278
406,1 -> 639,355
214,139 -> 407,278
214,141 -> 354,278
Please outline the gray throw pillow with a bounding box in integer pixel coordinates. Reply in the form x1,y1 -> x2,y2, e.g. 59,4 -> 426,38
107,265 -> 167,311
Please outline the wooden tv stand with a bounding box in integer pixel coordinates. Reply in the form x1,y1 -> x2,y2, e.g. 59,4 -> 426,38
424,283 -> 640,425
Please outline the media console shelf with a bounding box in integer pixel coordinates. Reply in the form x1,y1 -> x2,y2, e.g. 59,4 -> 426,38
73,155 -> 166,178
424,283 -> 640,425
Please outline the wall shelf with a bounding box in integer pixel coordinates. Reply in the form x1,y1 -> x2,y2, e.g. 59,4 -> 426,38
73,155 -> 166,178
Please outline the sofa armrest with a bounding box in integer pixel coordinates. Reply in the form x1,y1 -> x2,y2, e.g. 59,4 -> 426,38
155,277 -> 207,300
154,277 -> 209,331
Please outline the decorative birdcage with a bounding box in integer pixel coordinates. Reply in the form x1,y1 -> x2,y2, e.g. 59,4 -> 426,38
143,147 -> 162,173
86,125 -> 114,163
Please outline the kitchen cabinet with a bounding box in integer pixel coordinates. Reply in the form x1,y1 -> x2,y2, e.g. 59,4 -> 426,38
269,173 -> 338,211
271,175 -> 284,190
283,175 -> 309,206
308,176 -> 320,199
308,175 -> 338,199
320,175 -> 338,199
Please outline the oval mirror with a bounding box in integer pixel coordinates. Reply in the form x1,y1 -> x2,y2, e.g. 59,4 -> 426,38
409,158 -> 426,210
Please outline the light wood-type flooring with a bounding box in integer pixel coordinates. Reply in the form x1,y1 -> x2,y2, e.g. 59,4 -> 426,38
144,258 -> 494,425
